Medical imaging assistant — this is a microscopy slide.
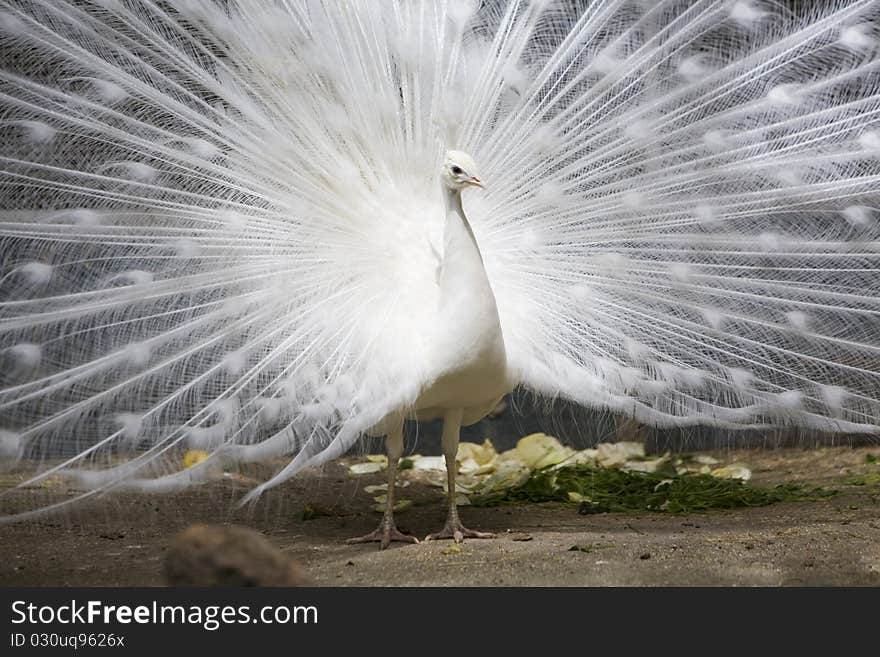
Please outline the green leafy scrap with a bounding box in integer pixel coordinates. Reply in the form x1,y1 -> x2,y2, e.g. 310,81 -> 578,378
470,464 -> 835,514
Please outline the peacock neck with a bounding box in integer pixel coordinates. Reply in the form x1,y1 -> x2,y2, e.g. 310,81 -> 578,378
433,183 -> 507,383
442,186 -> 482,254
439,185 -> 494,311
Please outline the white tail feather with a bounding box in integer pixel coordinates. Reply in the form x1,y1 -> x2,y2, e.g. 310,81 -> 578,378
1,0 -> 879,521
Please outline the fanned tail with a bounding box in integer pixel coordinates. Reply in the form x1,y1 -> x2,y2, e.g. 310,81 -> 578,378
471,0 -> 880,432
2,1 -> 879,522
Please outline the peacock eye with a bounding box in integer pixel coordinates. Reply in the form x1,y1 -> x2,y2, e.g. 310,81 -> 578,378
451,165 -> 463,175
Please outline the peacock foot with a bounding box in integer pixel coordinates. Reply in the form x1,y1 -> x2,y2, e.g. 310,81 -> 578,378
424,522 -> 496,543
347,523 -> 419,550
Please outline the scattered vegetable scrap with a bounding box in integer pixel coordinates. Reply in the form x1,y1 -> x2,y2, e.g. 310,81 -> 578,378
182,450 -> 208,469
348,462 -> 385,475
347,433 -> 836,514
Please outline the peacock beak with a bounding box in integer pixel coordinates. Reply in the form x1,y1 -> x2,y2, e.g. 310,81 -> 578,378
467,176 -> 485,189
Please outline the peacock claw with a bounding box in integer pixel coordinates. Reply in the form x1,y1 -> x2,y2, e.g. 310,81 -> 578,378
347,525 -> 419,550
425,524 -> 496,543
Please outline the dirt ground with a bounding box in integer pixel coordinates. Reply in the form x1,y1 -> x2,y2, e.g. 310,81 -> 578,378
2,445 -> 879,586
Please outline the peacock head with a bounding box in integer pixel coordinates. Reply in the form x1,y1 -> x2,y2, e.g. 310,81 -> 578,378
443,150 -> 484,191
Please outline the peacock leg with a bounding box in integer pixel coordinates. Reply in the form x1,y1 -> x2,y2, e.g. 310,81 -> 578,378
425,408 -> 496,543
347,422 -> 419,549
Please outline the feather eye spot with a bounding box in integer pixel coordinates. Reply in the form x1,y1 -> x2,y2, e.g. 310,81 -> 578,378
0,431 -> 23,465
122,342 -> 151,367
14,120 -> 57,144
841,205 -> 873,227
18,262 -> 53,285
729,1 -> 766,27
839,24 -> 875,52
6,343 -> 42,369
116,270 -> 154,286
859,130 -> 880,152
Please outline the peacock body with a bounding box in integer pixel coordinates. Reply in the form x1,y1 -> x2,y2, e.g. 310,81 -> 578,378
1,0 -> 879,537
